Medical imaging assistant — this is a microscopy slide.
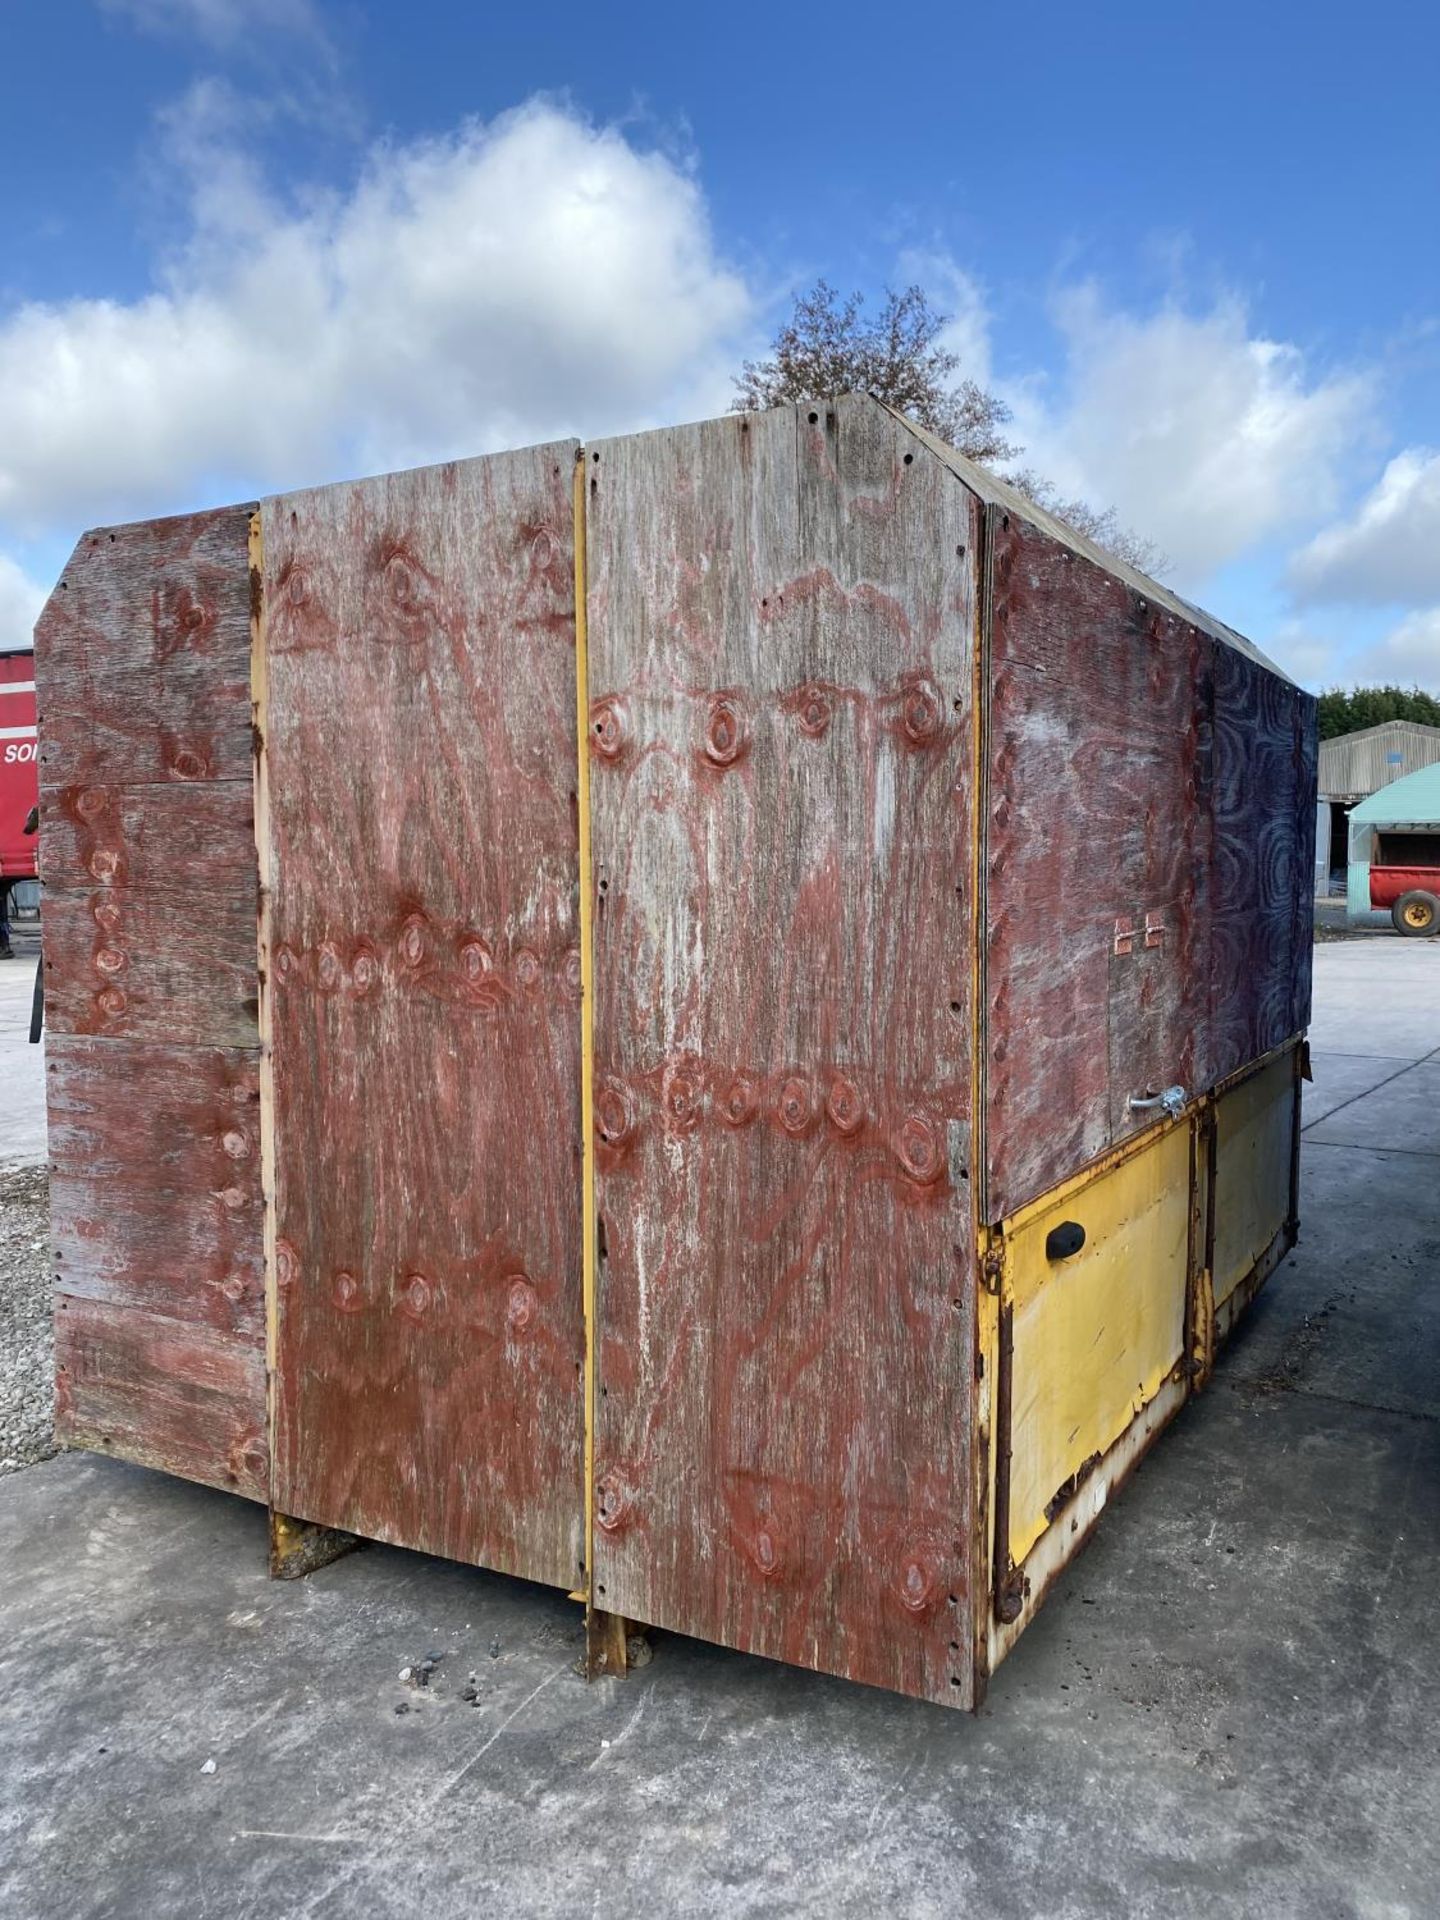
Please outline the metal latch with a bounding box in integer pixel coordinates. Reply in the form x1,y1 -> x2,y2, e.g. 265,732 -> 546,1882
1128,1085 -> 1187,1120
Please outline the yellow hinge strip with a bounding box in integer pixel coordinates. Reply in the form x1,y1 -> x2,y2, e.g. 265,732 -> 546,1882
249,510 -> 280,1460
573,450 -> 598,1604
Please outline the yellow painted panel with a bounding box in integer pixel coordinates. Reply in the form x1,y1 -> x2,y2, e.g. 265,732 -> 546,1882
1213,1052 -> 1294,1308
1007,1122 -> 1190,1565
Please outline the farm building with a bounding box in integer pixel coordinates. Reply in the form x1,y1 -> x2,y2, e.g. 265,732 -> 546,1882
1344,760 -> 1440,931
32,394 -> 1317,1712
1316,720 -> 1440,893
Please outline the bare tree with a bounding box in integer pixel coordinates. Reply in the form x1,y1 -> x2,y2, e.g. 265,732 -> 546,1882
733,282 -> 1018,465
733,280 -> 1165,576
1006,469 -> 1166,577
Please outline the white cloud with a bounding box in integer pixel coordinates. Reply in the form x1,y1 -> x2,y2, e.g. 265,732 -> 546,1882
0,99 -> 752,534
1262,620 -> 1341,691
99,0 -> 329,50
1002,289 -> 1371,587
1287,449 -> 1440,607
0,556 -> 45,652
1352,607 -> 1440,691
898,251 -> 995,391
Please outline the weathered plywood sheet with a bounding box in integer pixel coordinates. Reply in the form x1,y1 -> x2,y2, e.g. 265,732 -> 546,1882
36,510 -> 256,791
48,1036 -> 264,1341
1210,644 -> 1317,1081
262,446 -> 584,1589
40,883 -> 259,1047
55,1292 -> 267,1499
587,397 -> 978,1706
35,507 -> 266,1498
983,510 -> 1213,1221
41,780 -> 258,897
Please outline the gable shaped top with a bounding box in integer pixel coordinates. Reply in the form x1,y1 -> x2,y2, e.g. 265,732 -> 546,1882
882,402 -> 1294,686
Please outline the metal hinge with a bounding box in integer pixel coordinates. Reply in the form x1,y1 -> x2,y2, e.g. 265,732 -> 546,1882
980,1242 -> 1005,1296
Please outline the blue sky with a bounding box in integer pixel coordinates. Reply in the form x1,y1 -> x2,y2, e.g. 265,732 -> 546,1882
2,0 -> 1438,689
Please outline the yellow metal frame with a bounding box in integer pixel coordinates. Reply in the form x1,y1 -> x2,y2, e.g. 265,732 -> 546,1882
573,451 -> 599,1609
249,511 -> 280,1440
975,1036 -> 1304,1687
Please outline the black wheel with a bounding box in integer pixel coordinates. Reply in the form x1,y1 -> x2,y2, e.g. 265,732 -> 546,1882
1392,889 -> 1440,937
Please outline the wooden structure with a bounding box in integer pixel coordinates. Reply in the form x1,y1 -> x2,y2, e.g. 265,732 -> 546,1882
34,395 -> 1317,1711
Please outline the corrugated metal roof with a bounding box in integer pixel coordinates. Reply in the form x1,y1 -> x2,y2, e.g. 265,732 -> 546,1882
1318,720 -> 1440,800
882,403 -> 1293,682
1350,759 -> 1440,827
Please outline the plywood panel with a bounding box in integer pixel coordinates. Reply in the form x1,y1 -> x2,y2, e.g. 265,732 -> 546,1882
587,397 -> 978,1706
34,508 -> 256,791
34,506 -> 267,1502
1210,645 -> 1316,1080
40,780 -> 257,897
983,509 -> 1213,1222
48,1036 -> 264,1340
55,1293 -> 267,1499
40,883 -> 259,1046
262,445 -> 584,1590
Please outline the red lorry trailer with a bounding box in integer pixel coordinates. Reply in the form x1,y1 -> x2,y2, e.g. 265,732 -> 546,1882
1370,857 -> 1440,935
1,648 -> 40,886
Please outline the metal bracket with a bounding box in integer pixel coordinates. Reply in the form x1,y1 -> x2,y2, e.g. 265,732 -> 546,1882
1128,1085 -> 1187,1120
269,1511 -> 358,1581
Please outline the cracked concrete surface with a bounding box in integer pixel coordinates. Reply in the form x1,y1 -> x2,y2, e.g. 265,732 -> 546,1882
0,941 -> 1435,1918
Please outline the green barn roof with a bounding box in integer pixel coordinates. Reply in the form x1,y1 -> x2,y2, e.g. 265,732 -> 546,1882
1350,759 -> 1440,827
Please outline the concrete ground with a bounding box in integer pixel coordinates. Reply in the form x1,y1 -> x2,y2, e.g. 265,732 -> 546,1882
0,941 -> 1436,1918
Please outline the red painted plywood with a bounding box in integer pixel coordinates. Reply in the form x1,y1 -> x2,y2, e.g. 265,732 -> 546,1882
586,398 -> 978,1706
55,1292 -> 267,1500
40,883 -> 259,1047
982,508 -> 1214,1222
35,507 -> 266,1498
48,1036 -> 264,1341
262,446 -> 585,1589
35,510 -> 256,791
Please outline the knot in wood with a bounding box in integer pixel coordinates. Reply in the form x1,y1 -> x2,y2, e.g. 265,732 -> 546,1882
825,1077 -> 865,1137
703,696 -> 747,767
589,698 -> 628,763
895,1116 -> 941,1184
